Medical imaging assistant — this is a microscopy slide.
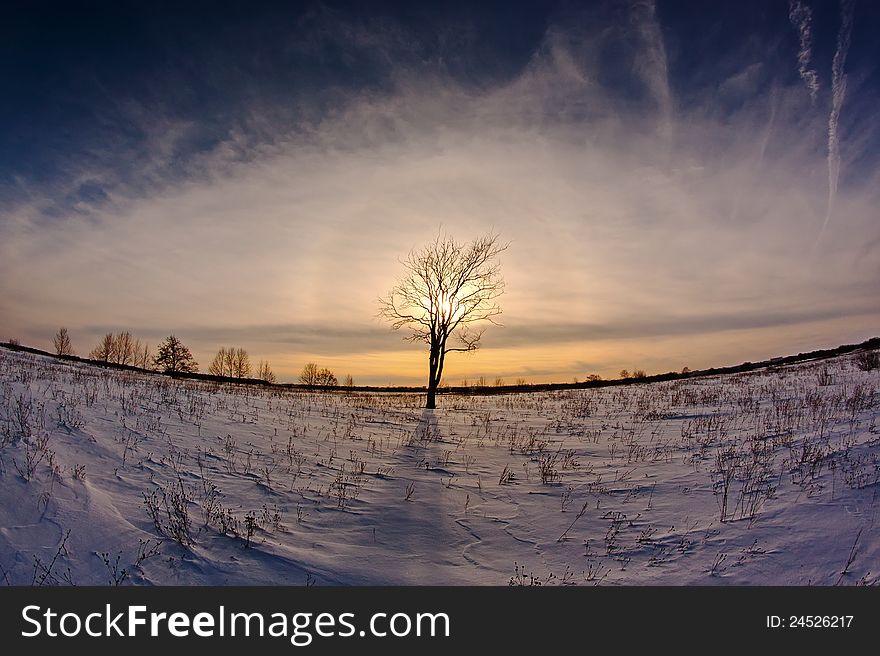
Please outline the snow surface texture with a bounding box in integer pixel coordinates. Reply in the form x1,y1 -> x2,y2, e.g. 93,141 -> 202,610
0,348 -> 877,586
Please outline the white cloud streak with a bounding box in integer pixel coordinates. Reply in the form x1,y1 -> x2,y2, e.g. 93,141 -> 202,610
629,0 -> 673,142
820,0 -> 856,239
788,0 -> 820,103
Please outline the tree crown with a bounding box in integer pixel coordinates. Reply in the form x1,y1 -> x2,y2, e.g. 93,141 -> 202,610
378,231 -> 507,354
153,335 -> 198,374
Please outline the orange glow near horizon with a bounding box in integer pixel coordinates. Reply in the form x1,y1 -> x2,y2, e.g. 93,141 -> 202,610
133,312 -> 878,386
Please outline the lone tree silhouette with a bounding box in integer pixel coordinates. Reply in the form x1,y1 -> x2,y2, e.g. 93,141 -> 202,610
53,327 -> 74,356
379,231 -> 507,409
153,335 -> 198,374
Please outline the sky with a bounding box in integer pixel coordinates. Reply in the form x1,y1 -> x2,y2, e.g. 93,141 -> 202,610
1,0 -> 879,385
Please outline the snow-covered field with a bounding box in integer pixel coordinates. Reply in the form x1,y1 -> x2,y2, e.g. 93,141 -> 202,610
1,347 -> 877,586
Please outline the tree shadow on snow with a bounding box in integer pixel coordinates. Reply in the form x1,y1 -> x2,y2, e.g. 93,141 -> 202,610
378,408 -> 467,584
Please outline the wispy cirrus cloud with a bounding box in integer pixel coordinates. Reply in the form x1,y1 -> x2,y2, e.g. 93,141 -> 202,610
788,0 -> 820,102
822,0 -> 857,239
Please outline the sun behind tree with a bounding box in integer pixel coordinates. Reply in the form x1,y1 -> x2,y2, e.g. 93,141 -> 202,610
379,230 -> 507,409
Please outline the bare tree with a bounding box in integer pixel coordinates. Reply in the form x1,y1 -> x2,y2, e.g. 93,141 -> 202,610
210,347 -> 252,378
232,348 -> 251,379
89,333 -> 116,362
134,341 -> 152,369
53,327 -> 74,356
299,362 -> 337,386
153,335 -> 198,374
209,347 -> 231,377
317,368 -> 337,386
299,362 -> 320,386
343,374 -> 354,387
223,347 -> 236,377
378,232 -> 506,409
257,360 -> 277,384
114,331 -> 135,365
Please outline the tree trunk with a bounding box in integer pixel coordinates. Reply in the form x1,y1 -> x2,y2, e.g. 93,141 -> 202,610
426,345 -> 439,409
429,347 -> 447,410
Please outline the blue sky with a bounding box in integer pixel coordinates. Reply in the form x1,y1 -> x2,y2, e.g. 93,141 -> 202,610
1,0 -> 878,384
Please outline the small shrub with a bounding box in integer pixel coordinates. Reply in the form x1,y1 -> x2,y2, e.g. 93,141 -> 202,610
142,478 -> 193,545
854,351 -> 879,371
539,452 -> 560,484
509,562 -> 544,586
244,512 -> 257,548
99,551 -> 128,586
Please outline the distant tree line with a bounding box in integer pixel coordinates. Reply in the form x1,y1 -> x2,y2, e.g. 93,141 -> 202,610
86,331 -> 152,368
6,330 -> 878,391
619,369 -> 647,380
48,327 -> 669,388
207,346 -> 277,383
44,326 -> 738,388
55,329 -> 279,381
